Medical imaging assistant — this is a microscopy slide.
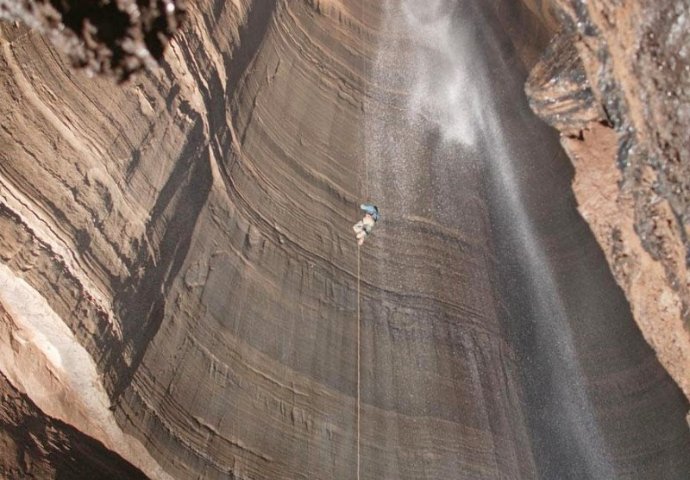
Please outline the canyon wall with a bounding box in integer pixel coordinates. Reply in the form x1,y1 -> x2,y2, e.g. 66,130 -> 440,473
1,0 -> 689,478
526,0 -> 690,416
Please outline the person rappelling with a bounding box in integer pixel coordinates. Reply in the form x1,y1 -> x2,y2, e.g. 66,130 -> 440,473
353,203 -> 380,245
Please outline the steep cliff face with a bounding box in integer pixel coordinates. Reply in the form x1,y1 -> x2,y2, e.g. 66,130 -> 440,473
1,0 -> 690,479
526,0 -> 690,415
1,1 -> 388,477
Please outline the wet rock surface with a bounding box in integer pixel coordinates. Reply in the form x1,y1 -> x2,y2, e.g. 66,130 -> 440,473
0,0 -> 689,479
527,0 -> 690,411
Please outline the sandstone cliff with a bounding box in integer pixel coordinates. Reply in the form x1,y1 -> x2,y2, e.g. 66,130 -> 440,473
526,0 -> 690,417
1,0 -> 690,479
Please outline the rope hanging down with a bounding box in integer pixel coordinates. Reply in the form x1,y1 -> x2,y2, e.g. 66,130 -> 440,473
356,244 -> 361,480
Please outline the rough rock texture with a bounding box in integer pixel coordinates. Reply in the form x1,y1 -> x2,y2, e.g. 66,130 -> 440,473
0,0 -> 186,80
1,0 -> 690,479
526,0 -> 690,414
0,366 -> 147,479
525,31 -> 605,135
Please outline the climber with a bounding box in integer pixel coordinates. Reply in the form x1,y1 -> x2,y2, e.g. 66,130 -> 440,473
353,203 -> 380,246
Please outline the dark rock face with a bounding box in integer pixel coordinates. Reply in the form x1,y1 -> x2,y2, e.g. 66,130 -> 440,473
0,0 -> 186,79
0,0 -> 689,479
525,32 -> 604,136
0,368 -> 147,479
527,0 -> 690,410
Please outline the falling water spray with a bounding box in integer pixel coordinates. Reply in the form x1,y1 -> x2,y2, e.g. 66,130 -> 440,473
366,0 -> 616,477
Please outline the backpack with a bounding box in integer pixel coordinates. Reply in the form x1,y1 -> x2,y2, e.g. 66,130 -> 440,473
360,203 -> 380,222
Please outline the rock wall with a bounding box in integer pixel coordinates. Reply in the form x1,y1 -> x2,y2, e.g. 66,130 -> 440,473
0,367 -> 147,479
0,0 -> 185,79
1,1 -> 399,477
526,0 -> 690,416
1,0 -> 689,478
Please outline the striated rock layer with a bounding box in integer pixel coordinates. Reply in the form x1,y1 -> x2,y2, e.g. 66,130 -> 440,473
0,0 -> 186,79
0,0 -> 689,479
526,0 -> 690,418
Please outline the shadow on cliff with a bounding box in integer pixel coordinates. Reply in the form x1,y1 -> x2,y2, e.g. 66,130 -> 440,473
103,0 -> 280,404
0,372 -> 147,479
107,118 -> 211,401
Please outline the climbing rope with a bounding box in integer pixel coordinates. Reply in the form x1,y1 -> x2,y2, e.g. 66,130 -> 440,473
364,162 -> 370,202
356,243 -> 361,480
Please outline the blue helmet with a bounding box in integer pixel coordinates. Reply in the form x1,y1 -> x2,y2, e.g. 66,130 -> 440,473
360,203 -> 380,222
